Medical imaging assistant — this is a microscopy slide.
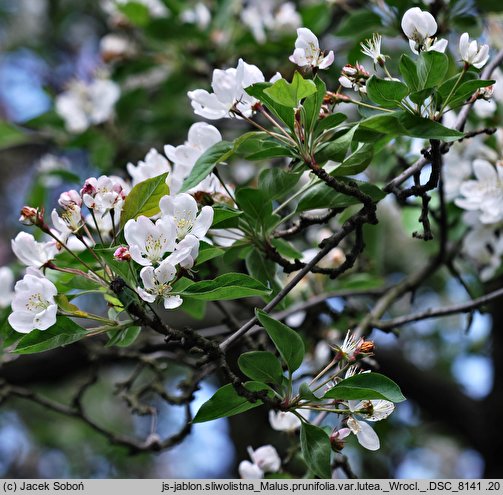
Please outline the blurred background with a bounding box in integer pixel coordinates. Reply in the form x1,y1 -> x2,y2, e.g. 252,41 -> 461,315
0,0 -> 502,479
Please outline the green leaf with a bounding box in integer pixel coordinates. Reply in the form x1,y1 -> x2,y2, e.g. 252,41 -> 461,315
258,168 -> 302,200
323,372 -> 406,402
299,382 -> 320,401
211,205 -> 242,228
297,177 -> 385,212
235,132 -> 293,161
300,422 -> 332,479
245,250 -> 281,300
334,143 -> 374,176
417,51 -> 449,90
398,113 -> 464,141
256,310 -> 305,373
178,273 -> 271,300
446,79 -> 495,108
0,309 -> 23,348
106,326 -> 141,347
264,72 -> 317,108
196,242 -> 225,265
337,10 -> 382,36
117,2 -> 150,26
14,317 -> 88,354
399,54 -> 420,92
359,111 -> 464,141
366,76 -> 409,108
0,122 -> 28,150
119,173 -> 169,229
181,141 -> 233,192
192,381 -> 271,423
315,113 -> 347,135
245,82 -> 295,130
315,127 -> 356,164
238,351 -> 284,385
235,188 -> 273,229
303,76 -> 326,133
270,238 -> 303,260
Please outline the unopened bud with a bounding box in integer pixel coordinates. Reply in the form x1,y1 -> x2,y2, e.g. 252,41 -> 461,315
81,180 -> 96,197
19,206 -> 38,225
59,189 -> 82,208
358,340 -> 375,355
114,246 -> 131,261
478,85 -> 494,100
329,428 -> 350,452
341,64 -> 358,77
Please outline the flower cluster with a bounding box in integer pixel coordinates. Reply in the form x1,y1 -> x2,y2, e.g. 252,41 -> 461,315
124,193 -> 213,309
55,76 -> 120,134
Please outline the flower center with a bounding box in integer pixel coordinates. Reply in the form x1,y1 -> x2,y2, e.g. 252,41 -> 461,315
26,293 -> 50,312
144,234 -> 165,262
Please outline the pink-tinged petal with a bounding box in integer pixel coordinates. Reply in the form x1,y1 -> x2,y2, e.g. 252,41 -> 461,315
319,50 -> 335,69
336,427 -> 351,439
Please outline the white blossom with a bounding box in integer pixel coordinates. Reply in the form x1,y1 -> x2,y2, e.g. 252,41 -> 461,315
165,123 -> 222,177
461,212 -> 503,281
166,234 -> 200,269
0,267 -> 15,308
268,410 -> 310,432
241,0 -> 300,44
238,460 -> 264,479
127,148 -> 172,187
459,33 -> 490,69
11,232 -> 58,268
455,159 -> 503,224
58,190 -> 82,208
401,8 -> 437,46
55,78 -> 120,133
343,417 -> 380,451
125,215 -> 177,266
136,259 -> 182,309
159,193 -> 214,240
409,36 -> 448,55
51,206 -> 82,242
401,8 -> 447,55
350,399 -> 395,422
8,269 -> 58,333
188,59 -> 264,120
82,175 -> 129,213
181,3 -> 211,29
100,33 -> 136,61
250,445 -> 281,472
289,28 -> 334,70
361,34 -> 385,65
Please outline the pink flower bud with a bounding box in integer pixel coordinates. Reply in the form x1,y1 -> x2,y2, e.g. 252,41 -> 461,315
81,180 -> 96,197
58,189 -> 82,208
114,246 -> 131,261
